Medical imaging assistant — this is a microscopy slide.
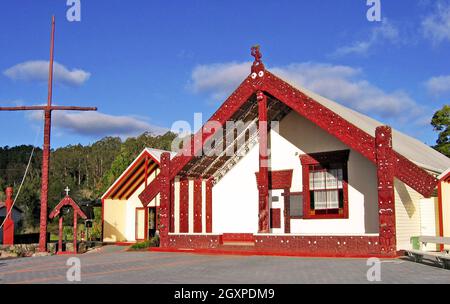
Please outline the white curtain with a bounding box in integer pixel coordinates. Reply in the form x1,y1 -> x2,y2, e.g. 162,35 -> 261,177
310,167 -> 343,210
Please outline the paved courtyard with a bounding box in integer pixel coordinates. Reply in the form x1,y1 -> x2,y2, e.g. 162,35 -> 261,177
0,245 -> 449,284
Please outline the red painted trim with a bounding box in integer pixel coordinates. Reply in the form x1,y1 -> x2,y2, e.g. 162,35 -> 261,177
440,171 -> 450,183
376,126 -> 397,256
438,182 -> 444,251
194,179 -> 203,233
205,179 -> 213,233
179,178 -> 189,233
270,208 -> 281,228
144,154 -> 148,188
170,179 -> 175,233
300,150 -> 349,220
283,189 -> 291,233
104,150 -> 159,199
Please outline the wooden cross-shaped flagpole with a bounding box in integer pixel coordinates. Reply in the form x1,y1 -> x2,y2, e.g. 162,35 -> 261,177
0,16 -> 97,252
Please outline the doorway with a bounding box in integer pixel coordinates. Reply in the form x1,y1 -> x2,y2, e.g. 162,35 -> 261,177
148,207 -> 157,238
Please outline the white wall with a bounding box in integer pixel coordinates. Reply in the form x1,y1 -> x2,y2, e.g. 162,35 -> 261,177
212,111 -> 379,235
419,197 -> 439,251
213,145 -> 260,233
104,169 -> 160,242
394,179 -> 422,250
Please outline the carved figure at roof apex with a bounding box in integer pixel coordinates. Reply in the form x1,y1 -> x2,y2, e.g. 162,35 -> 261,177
251,45 -> 265,76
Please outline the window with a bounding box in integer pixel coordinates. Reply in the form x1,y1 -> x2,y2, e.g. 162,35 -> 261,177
289,193 -> 303,217
300,150 -> 349,219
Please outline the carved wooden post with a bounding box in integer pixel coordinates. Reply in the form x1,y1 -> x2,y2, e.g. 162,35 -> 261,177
73,213 -> 78,254
194,178 -> 203,233
257,91 -> 270,233
376,126 -> 397,255
205,179 -> 213,233
159,152 -> 171,247
58,215 -> 63,253
170,179 -> 175,233
3,187 -> 14,245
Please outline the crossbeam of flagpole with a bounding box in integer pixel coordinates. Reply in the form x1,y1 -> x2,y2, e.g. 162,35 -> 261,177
0,106 -> 98,111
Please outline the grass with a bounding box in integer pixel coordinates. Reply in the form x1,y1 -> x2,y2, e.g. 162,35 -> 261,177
129,236 -> 160,250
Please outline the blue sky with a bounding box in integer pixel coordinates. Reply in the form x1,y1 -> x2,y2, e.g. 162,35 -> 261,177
0,0 -> 449,148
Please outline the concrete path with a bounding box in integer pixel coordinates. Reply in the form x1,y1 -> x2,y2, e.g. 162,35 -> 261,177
0,245 -> 449,284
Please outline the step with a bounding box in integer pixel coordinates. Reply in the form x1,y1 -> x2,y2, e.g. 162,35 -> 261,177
221,241 -> 255,247
221,233 -> 255,244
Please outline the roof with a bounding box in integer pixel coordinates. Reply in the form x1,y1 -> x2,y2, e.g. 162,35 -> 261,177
102,148 -> 176,200
0,202 -> 23,213
438,168 -> 450,182
297,86 -> 450,174
49,196 -> 87,219
139,47 -> 447,203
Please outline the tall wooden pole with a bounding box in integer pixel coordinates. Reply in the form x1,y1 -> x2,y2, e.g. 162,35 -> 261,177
0,16 -> 97,252
38,16 -> 55,252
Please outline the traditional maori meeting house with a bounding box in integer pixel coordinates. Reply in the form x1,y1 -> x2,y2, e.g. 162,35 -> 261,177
103,47 -> 450,257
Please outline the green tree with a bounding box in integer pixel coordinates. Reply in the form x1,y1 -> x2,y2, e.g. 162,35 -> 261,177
431,105 -> 450,158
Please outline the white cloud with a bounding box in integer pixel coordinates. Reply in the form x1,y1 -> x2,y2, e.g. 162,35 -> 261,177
422,0 -> 450,45
3,60 -> 90,86
188,62 -> 251,101
189,61 -> 425,122
27,110 -> 167,138
425,75 -> 450,95
332,19 -> 400,57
